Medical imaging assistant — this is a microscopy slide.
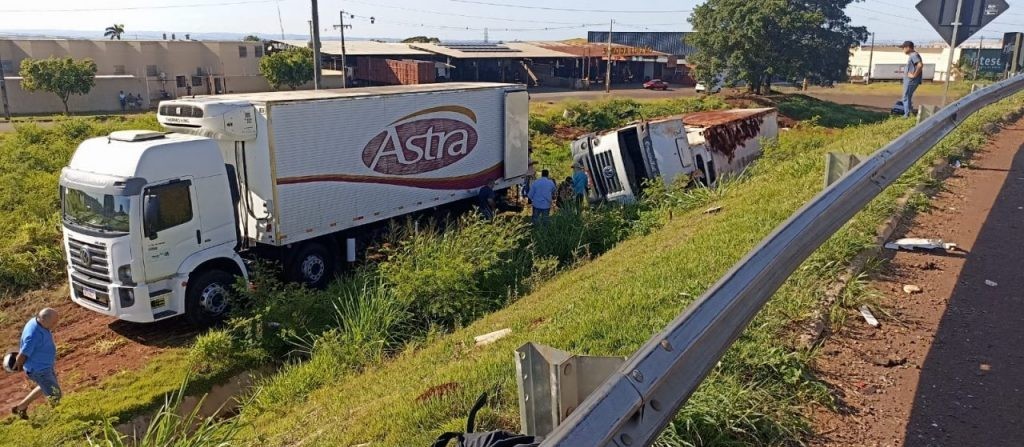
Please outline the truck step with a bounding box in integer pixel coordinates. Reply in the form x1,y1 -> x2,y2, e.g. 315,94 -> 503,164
153,310 -> 178,320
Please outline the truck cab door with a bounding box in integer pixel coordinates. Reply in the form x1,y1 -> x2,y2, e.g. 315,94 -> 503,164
142,178 -> 201,283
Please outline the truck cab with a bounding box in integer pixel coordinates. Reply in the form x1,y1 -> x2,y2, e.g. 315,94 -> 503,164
60,130 -> 245,324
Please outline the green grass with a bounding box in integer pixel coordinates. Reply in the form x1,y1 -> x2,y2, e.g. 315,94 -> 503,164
229,94 -> 1024,446
828,80 -> 984,97
771,94 -> 887,128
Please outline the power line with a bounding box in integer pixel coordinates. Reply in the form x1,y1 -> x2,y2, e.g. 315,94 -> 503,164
0,0 -> 295,13
448,0 -> 691,14
343,10 -> 603,33
344,0 -> 593,25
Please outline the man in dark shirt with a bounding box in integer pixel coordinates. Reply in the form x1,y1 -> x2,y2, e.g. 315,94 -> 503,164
901,41 -> 924,118
11,308 -> 61,419
477,179 -> 496,220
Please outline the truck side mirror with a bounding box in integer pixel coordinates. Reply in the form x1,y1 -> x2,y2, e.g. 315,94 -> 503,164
143,194 -> 160,240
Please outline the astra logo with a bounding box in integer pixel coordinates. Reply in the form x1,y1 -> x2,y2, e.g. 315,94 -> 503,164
362,106 -> 479,175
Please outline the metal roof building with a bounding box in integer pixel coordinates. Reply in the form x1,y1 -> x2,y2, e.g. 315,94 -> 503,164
587,31 -> 697,59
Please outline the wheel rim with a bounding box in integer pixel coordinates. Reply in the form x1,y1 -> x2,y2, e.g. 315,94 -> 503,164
200,283 -> 229,315
301,255 -> 326,284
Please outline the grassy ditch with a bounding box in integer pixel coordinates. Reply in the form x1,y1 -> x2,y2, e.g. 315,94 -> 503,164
229,94 -> 1023,446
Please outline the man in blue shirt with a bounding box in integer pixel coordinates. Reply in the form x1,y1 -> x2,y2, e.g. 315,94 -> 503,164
527,169 -> 557,224
901,41 -> 924,118
571,165 -> 589,206
11,308 -> 61,419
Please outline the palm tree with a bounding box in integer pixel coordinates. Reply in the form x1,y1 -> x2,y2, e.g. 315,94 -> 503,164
104,24 -> 125,40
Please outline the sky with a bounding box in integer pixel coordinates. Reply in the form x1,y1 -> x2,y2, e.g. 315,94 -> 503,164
0,0 -> 1021,44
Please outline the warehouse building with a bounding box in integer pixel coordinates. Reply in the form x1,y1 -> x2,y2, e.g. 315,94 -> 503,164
586,31 -> 696,85
848,40 -> 1008,82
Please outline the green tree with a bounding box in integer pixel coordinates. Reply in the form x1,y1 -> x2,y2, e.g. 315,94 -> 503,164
688,0 -> 866,94
104,24 -> 125,40
401,36 -> 441,44
243,34 -> 262,42
18,57 -> 98,114
258,47 -> 314,90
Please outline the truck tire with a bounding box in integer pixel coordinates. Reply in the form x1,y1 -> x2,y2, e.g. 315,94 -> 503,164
185,269 -> 235,326
288,242 -> 334,289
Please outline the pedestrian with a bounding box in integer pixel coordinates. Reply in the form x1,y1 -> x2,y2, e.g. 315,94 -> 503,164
477,179 -> 497,220
10,308 -> 61,419
557,176 -> 574,208
125,93 -> 136,111
118,90 -> 127,112
527,169 -> 557,225
134,92 -> 144,109
571,164 -> 589,206
901,41 -> 924,118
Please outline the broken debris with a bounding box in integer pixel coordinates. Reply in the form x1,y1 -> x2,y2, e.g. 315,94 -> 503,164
474,328 -> 512,347
859,305 -> 880,327
985,280 -> 998,287
884,238 -> 958,252
903,284 -> 923,294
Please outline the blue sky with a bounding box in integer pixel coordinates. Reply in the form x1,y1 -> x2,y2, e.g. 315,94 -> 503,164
1,0 -> 1021,44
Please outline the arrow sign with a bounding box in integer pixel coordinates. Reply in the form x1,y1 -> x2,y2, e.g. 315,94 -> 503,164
916,0 -> 1009,46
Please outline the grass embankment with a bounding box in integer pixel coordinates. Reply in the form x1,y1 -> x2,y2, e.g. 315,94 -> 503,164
0,96 -> 724,445
830,81 -> 983,97
233,94 -> 1023,445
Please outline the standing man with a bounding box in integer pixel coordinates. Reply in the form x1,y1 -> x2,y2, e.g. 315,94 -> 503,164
11,308 -> 61,419
901,41 -> 924,118
477,179 -> 497,220
527,169 -> 557,225
118,90 -> 127,112
571,164 -> 589,207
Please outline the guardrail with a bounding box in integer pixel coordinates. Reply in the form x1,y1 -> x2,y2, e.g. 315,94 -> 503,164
542,75 -> 1024,447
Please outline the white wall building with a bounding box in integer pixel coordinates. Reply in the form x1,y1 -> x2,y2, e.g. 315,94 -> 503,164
848,40 -> 1005,82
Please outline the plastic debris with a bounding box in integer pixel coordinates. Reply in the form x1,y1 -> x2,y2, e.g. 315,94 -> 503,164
952,160 -> 962,169
903,284 -> 922,294
859,305 -> 880,327
474,328 -> 512,347
884,238 -> 957,252
703,206 -> 723,214
985,280 -> 998,287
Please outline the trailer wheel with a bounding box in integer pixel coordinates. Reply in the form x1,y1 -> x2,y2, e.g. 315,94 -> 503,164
288,242 -> 334,289
185,269 -> 235,326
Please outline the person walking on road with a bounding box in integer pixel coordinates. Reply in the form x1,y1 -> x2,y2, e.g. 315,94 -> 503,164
10,308 -> 61,419
527,169 -> 557,225
901,41 -> 924,118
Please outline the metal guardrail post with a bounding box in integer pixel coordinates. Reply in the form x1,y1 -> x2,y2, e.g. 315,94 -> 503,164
541,74 -> 1024,447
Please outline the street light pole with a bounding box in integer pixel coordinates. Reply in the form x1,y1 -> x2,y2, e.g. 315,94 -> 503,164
974,35 -> 983,81
310,0 -> 323,89
605,19 -> 613,93
0,53 -> 10,121
941,0 -> 964,106
866,32 -> 875,84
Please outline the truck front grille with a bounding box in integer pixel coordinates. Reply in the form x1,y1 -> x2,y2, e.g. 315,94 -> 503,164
592,151 -> 624,194
67,237 -> 111,308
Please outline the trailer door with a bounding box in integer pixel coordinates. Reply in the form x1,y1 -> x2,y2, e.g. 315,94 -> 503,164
504,90 -> 530,179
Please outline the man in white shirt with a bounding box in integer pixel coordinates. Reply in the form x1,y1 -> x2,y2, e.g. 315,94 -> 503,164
527,169 -> 557,224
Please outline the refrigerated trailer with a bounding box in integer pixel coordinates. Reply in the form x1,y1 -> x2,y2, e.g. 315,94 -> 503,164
572,108 -> 778,203
59,83 -> 530,324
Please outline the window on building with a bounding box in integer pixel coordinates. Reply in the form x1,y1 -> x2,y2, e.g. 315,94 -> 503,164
176,75 -> 187,88
238,46 -> 248,58
254,45 -> 263,58
113,65 -> 126,75
191,76 -> 203,87
0,59 -> 13,75
144,180 -> 193,234
146,65 -> 159,77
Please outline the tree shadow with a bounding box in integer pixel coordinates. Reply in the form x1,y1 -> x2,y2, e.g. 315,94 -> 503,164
903,139 -> 1024,445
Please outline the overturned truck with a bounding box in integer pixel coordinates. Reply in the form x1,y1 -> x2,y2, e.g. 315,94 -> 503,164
571,108 -> 779,203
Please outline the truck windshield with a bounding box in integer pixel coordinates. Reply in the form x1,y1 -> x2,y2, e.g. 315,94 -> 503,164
62,187 -> 131,233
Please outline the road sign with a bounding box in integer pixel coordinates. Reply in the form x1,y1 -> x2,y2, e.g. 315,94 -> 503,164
916,0 -> 1009,46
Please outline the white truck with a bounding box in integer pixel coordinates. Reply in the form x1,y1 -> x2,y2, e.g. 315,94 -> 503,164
59,83 -> 530,324
572,108 -> 778,203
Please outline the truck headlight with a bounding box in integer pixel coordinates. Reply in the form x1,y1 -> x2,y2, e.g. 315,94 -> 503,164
117,264 -> 134,284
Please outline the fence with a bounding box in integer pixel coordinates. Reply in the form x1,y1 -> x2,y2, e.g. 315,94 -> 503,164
541,74 -> 1024,446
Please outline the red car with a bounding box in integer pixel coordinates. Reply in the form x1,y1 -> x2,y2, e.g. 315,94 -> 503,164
643,79 -> 670,90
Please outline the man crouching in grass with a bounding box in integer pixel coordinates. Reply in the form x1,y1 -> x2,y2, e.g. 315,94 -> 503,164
11,308 -> 61,419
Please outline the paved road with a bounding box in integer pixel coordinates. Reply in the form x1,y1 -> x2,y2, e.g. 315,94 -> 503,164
813,115 -> 1024,446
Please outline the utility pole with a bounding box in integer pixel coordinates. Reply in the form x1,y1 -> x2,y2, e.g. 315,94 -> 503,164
605,19 -> 613,93
974,35 -> 983,81
865,32 -> 875,84
334,11 -> 351,88
941,0 -> 964,106
484,28 -> 489,44
310,0 -> 323,89
0,53 -> 10,121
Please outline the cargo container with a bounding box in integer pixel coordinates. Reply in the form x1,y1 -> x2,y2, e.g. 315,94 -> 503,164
572,108 -> 778,203
354,57 -> 436,85
59,83 -> 529,324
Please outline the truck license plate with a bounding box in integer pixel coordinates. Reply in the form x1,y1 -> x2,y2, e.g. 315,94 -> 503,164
82,288 -> 98,299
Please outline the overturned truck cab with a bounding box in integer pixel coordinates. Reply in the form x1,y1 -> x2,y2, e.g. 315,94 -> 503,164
572,108 -> 779,203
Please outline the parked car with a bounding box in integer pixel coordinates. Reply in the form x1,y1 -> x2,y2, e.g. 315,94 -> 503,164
643,79 -> 670,90
695,80 -> 723,94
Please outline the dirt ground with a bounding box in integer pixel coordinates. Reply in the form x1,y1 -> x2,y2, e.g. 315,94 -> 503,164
0,287 -> 197,412
811,116 -> 1024,446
